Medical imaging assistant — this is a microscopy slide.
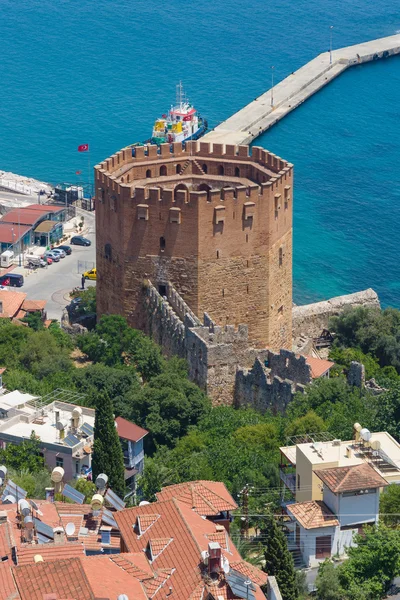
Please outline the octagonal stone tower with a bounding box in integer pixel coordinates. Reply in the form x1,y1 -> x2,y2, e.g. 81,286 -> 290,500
94,140 -> 293,350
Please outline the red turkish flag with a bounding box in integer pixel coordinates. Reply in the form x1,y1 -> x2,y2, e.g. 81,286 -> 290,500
78,144 -> 89,152
75,171 -> 82,175
183,115 -> 192,121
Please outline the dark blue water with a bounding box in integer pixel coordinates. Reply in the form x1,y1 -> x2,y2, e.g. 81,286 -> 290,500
0,0 -> 399,306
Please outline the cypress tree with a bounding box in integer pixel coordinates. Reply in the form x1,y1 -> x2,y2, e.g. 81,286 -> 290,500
262,516 -> 298,600
92,391 -> 126,498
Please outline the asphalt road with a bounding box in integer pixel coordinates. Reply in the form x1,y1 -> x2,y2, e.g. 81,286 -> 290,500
11,211 -> 96,321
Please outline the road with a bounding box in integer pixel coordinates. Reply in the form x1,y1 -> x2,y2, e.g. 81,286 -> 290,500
11,210 -> 96,321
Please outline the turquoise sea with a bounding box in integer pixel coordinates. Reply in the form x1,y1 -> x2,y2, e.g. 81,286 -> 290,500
0,0 -> 399,306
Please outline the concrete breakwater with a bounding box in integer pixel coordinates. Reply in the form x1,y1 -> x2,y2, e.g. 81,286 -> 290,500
204,33 -> 400,145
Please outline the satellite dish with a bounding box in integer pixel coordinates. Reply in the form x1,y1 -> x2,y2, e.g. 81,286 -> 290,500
56,420 -> 66,431
222,557 -> 230,574
371,440 -> 381,451
117,595 -> 129,600
139,501 -> 150,506
360,428 -> 371,442
65,522 -> 76,536
0,465 -> 7,480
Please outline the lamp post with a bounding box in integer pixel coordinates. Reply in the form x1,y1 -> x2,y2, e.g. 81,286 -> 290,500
329,26 -> 334,65
271,65 -> 275,107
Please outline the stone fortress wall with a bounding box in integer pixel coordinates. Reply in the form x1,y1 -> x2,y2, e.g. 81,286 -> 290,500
95,141 -> 293,351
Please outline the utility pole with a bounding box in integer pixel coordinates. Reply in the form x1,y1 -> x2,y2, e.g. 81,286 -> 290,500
240,485 -> 249,539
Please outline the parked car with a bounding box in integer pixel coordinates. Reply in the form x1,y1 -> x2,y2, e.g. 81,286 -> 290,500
41,255 -> 53,265
0,273 -> 24,287
70,236 -> 91,246
44,251 -> 60,262
83,267 -> 96,280
55,245 -> 72,255
27,256 -> 47,268
51,249 -> 66,259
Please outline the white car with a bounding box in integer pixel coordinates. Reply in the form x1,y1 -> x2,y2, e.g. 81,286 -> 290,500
51,248 -> 66,258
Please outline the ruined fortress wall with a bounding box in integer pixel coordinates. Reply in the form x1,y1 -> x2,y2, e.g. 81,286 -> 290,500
143,283 -> 186,358
292,288 -> 380,339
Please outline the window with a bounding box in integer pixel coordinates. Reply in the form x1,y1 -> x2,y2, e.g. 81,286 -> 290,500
202,164 -> 208,174
217,250 -> 219,259
160,165 -> 167,176
219,165 -> 224,176
104,243 -> 112,261
158,284 -> 167,296
235,167 -> 240,177
56,456 -> 64,468
176,164 -> 182,174
246,234 -> 248,243
75,462 -> 79,474
110,195 -> 117,211
146,169 -> 151,178
279,247 -> 283,267
169,207 -> 181,223
274,193 -> 281,218
160,237 -> 166,252
246,260 -> 249,267
297,474 -> 300,490
127,174 -> 130,182
222,289 -> 225,297
137,204 -> 149,221
246,284 -> 249,294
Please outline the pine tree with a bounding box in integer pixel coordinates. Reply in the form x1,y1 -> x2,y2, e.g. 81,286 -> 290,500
92,391 -> 126,498
262,516 -> 298,600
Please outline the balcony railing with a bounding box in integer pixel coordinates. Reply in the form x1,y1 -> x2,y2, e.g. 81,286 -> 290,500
280,470 -> 296,494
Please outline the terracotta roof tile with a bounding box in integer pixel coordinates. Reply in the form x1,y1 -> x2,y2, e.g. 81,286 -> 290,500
0,522 -> 14,559
0,561 -> 19,600
156,481 -> 237,516
115,416 -> 148,442
229,562 -> 268,586
13,557 -> 94,600
149,538 -> 173,559
316,462 -> 388,493
306,356 -> 335,378
17,542 -> 85,565
206,531 -> 230,552
0,291 -> 26,318
115,497 -> 266,600
80,555 -> 148,600
138,513 -> 160,535
21,299 -> 46,312
288,500 -> 339,530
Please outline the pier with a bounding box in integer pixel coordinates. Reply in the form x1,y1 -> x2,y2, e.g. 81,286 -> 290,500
203,33 -> 400,146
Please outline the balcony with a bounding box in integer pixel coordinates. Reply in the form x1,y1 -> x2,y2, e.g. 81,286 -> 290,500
280,469 -> 296,494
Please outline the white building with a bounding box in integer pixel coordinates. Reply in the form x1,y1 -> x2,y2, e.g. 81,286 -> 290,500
286,462 -> 387,567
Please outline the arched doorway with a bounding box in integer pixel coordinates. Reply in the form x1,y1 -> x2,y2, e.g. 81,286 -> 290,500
174,183 -> 189,200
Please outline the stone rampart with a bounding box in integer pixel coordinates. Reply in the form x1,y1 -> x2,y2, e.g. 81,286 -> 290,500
143,281 -> 186,358
292,288 -> 380,339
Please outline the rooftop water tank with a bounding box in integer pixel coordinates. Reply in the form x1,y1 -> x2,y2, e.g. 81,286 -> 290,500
51,467 -> 64,483
360,428 -> 371,442
0,465 -> 7,480
24,516 -> 34,530
95,473 -> 108,489
91,494 -> 104,512
18,499 -> 31,517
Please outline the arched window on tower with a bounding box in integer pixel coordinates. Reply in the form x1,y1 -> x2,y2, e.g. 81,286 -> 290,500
160,236 -> 166,252
235,167 -> 240,177
160,165 -> 167,176
202,164 -> 208,174
146,169 -> 151,178
219,165 -> 224,176
176,164 -> 182,174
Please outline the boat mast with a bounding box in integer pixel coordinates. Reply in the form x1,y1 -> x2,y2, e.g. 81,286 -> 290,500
176,81 -> 183,110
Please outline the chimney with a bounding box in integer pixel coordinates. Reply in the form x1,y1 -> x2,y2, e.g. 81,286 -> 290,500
53,526 -> 65,545
208,542 -> 222,576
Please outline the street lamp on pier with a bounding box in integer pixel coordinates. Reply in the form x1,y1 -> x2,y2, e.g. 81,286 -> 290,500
271,65 -> 275,107
329,26 -> 334,65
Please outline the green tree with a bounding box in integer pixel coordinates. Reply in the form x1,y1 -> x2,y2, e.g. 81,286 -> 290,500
262,517 -> 298,600
285,410 -> 327,438
338,525 -> 400,599
380,484 -> 400,527
22,311 -> 44,331
7,468 -> 52,499
0,320 -> 31,368
138,457 -> 172,501
77,315 -> 135,366
92,391 -> 125,498
316,560 -> 342,600
0,432 -> 45,473
73,477 -> 97,503
127,331 -> 165,381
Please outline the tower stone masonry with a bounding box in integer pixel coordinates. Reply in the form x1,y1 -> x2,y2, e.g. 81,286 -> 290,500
94,140 -> 293,350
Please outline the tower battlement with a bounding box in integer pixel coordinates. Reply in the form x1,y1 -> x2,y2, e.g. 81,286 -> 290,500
96,140 -> 293,350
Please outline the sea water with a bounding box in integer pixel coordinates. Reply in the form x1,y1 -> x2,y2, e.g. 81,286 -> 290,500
0,0 -> 399,306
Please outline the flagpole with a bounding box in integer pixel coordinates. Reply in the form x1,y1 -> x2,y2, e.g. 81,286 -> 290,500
87,147 -> 91,198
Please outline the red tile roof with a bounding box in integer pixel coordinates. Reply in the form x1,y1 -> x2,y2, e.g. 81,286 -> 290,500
115,497 -> 266,600
0,291 -> 27,318
156,480 -> 237,516
22,299 -> 46,312
80,555 -> 148,600
0,561 -> 19,600
0,223 -> 31,244
288,500 -> 339,530
306,356 -> 334,378
316,462 -> 388,493
115,416 -> 148,442
13,557 -> 94,600
0,521 -> 15,559
17,542 -> 85,565
1,205 -> 63,226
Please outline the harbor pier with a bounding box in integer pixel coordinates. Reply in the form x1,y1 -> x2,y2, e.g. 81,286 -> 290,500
204,33 -> 400,145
